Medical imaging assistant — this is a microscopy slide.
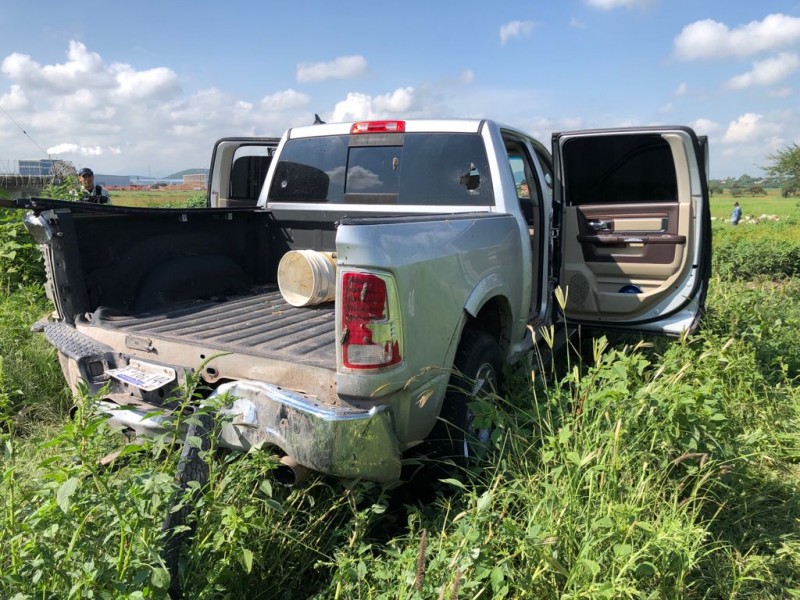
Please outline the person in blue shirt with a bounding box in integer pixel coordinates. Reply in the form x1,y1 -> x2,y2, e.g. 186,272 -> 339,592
731,201 -> 742,225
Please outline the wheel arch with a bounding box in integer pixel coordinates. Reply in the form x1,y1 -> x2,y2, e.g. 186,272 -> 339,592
461,293 -> 514,355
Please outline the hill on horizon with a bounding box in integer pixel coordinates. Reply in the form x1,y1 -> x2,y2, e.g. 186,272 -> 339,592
163,168 -> 208,180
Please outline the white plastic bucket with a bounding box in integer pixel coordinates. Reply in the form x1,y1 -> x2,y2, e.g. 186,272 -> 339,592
277,250 -> 337,307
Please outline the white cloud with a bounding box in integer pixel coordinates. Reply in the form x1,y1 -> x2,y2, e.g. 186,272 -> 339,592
727,52 -> 800,89
0,84 -> 27,110
376,87 -> 414,112
674,82 -> 688,96
0,41 -> 321,175
585,0 -> 653,9
659,102 -> 673,113
112,65 -> 179,101
331,87 -> 416,122
296,55 -> 367,83
460,69 -> 475,84
167,88 -> 236,122
674,13 -> 800,60
723,113 -> 766,143
331,93 -> 382,122
2,41 -> 115,93
45,143 -> 113,156
690,118 -> 721,135
499,21 -> 536,45
570,17 -> 587,29
260,89 -> 310,111
1,40 -> 178,107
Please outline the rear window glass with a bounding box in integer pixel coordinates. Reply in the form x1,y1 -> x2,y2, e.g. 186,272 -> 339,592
269,132 -> 494,206
562,134 -> 677,205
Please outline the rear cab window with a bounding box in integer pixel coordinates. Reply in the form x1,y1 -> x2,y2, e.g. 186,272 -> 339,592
268,131 -> 494,206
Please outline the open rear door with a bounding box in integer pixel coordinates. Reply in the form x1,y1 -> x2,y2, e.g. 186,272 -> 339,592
207,137 -> 279,208
553,127 -> 710,335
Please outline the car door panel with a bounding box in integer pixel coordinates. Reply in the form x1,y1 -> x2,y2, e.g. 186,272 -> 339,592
575,203 -> 684,265
553,128 -> 709,333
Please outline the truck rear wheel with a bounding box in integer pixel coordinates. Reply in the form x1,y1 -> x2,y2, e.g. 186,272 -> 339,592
432,329 -> 504,469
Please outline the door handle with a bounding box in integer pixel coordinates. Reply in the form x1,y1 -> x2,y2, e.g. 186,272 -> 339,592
587,220 -> 611,231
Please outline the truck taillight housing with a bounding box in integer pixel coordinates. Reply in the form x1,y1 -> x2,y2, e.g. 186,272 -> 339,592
341,271 -> 402,369
350,120 -> 406,134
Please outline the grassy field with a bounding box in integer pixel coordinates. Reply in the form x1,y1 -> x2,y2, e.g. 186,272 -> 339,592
1,194 -> 800,598
109,189 -> 206,208
710,187 -> 800,221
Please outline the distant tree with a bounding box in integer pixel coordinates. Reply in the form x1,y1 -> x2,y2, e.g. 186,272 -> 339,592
730,185 -> 744,198
765,144 -> 800,194
736,174 -> 758,187
709,184 -> 724,196
748,185 -> 766,196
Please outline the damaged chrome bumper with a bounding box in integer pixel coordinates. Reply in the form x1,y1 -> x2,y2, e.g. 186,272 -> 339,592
99,379 -> 402,482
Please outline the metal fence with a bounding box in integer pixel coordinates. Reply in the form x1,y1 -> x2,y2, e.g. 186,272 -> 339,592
0,158 -> 73,177
0,159 -> 20,175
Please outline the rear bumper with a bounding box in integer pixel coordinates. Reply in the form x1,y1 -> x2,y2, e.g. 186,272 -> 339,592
101,379 -> 402,482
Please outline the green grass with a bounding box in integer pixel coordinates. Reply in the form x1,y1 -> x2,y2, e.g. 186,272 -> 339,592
1,198 -> 800,598
0,286 -> 72,433
710,190 -> 800,280
710,188 -> 800,222
110,189 -> 206,208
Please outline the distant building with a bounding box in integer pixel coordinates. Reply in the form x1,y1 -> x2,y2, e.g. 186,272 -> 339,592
183,173 -> 207,187
19,159 -> 67,176
93,174 -> 131,189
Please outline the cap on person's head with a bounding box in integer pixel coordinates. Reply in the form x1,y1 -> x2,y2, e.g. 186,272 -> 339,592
78,168 -> 94,177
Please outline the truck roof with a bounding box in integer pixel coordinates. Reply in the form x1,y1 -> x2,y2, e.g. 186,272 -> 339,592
286,118 -> 489,139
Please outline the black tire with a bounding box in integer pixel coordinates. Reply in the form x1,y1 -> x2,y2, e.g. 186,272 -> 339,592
429,329 -> 504,470
162,411 -> 212,600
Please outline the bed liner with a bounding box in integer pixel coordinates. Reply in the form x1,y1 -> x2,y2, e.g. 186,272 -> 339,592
82,286 -> 337,371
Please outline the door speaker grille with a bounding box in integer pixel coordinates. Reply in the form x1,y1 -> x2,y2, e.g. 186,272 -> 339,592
567,273 -> 589,309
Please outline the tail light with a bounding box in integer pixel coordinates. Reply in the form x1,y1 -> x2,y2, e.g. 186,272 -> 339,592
350,121 -> 406,134
341,271 -> 402,369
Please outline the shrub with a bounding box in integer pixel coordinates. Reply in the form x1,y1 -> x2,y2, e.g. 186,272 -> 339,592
713,222 -> 800,279
326,333 -> 800,599
0,208 -> 45,291
702,275 -> 800,377
0,286 -> 71,431
149,193 -> 207,209
41,175 -> 81,201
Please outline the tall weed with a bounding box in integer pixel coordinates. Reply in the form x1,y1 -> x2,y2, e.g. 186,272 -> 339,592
0,208 -> 45,291
324,334 -> 800,599
703,275 -> 800,377
1,392 -> 178,597
713,222 -> 800,279
0,287 -> 71,432
151,193 -> 207,209
1,185 -> 800,597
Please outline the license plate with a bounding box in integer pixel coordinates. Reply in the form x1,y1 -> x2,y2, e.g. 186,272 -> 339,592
106,359 -> 177,391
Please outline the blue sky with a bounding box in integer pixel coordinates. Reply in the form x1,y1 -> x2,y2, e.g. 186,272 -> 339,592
1,1 -> 799,178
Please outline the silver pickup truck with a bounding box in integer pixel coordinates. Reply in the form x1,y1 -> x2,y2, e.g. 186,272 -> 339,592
6,118 -> 711,482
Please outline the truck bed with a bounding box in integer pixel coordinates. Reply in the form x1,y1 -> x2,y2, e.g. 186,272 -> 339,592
85,286 -> 337,371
